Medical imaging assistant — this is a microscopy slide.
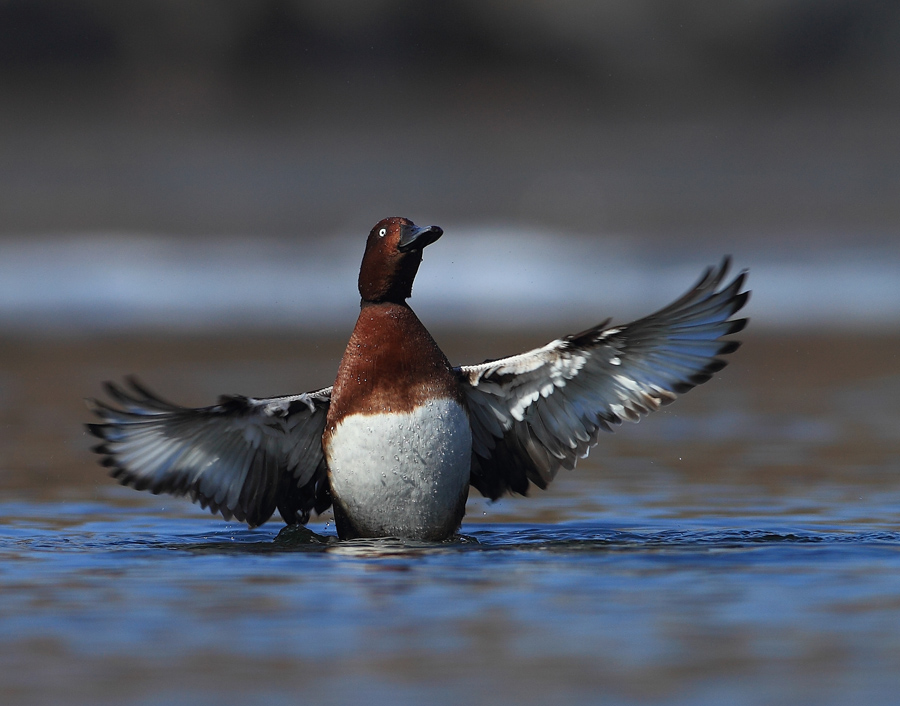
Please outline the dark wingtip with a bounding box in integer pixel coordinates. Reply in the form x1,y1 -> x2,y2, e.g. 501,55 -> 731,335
85,423 -> 109,440
720,254 -> 733,274
102,380 -> 136,407
717,340 -> 741,356
125,375 -> 148,396
731,285 -> 750,310
726,318 -> 748,335
125,375 -> 170,404
705,359 -> 729,374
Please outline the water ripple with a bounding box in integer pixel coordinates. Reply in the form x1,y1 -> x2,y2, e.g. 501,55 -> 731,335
5,505 -> 898,562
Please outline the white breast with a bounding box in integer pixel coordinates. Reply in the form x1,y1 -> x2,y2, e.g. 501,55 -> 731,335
325,398 -> 473,540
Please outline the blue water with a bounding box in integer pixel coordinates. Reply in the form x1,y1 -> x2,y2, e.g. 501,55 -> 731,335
3,495 -> 900,706
0,262 -> 897,704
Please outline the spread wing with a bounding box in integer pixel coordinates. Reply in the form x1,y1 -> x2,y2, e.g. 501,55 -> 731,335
456,257 -> 749,500
87,377 -> 333,527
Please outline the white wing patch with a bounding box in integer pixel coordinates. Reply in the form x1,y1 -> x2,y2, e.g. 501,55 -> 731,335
456,258 -> 749,500
88,379 -> 333,527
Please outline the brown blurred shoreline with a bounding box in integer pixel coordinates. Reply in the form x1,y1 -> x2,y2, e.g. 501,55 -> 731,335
0,329 -> 896,511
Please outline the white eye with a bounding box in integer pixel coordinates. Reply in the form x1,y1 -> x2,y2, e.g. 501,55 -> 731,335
378,228 -> 387,237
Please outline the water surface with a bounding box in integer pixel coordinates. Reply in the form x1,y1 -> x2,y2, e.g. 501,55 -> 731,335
0,332 -> 898,705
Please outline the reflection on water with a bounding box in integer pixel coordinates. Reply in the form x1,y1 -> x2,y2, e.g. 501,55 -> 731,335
0,332 -> 899,705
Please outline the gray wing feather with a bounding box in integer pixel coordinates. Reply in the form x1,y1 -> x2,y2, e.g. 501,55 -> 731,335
87,378 -> 333,527
456,257 -> 749,500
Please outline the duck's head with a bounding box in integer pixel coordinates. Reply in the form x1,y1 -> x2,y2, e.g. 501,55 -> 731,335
358,217 -> 443,303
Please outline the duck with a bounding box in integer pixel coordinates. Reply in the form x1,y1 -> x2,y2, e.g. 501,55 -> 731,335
87,217 -> 749,541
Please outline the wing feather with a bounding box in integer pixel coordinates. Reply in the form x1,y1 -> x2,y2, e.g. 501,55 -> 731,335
87,379 -> 333,527
457,257 -> 749,499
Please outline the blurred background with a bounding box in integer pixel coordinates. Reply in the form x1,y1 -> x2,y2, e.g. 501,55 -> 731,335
2,5 -> 900,706
0,0 -> 896,487
0,0 -> 897,333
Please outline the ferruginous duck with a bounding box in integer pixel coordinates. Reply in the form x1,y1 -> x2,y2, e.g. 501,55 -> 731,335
88,217 -> 749,541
